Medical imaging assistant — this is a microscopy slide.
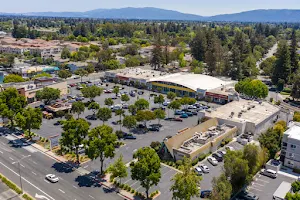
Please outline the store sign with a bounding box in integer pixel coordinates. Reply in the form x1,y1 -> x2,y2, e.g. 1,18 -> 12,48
49,134 -> 60,150
205,92 -> 228,100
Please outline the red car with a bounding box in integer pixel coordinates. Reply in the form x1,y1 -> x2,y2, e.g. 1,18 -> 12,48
69,83 -> 76,87
173,118 -> 183,122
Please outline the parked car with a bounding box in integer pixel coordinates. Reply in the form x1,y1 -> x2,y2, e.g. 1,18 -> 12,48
138,91 -> 144,95
124,135 -> 137,140
53,121 -> 62,126
187,105 -> 197,109
185,112 -> 193,116
261,169 -> 277,179
217,150 -> 227,156
194,167 -> 203,176
149,124 -> 163,128
237,191 -> 259,200
199,164 -> 210,173
122,104 -> 129,109
104,89 -> 112,93
45,174 -> 59,183
212,153 -> 223,162
162,101 -> 170,106
137,124 -> 147,129
164,117 -> 174,121
86,115 -> 97,120
200,190 -> 212,198
148,126 -> 160,132
207,157 -> 218,166
175,110 -> 184,115
173,118 -> 183,122
225,146 -> 235,151
180,113 -> 189,118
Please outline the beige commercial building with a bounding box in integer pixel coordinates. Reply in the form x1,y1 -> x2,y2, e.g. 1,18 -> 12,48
164,118 -> 237,161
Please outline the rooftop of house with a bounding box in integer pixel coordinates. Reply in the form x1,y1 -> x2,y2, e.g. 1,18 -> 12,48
284,122 -> 300,141
204,99 -> 280,125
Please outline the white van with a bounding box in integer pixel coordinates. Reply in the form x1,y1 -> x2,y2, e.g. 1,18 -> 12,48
262,169 -> 277,178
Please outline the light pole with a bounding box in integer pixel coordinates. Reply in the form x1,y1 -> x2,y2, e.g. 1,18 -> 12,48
12,155 -> 31,194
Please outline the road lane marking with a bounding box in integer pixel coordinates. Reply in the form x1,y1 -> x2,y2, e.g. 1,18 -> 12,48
124,179 -> 131,184
83,165 -> 88,169
0,150 -> 3,154
20,164 -> 25,168
0,142 -> 6,145
58,189 -> 65,194
44,179 -> 50,184
32,172 -> 37,175
9,157 -> 14,160
72,185 -> 78,189
0,161 -> 55,200
89,195 -> 95,199
33,161 -> 37,165
130,181 -> 139,187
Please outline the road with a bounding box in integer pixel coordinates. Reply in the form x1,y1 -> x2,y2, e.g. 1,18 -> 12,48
256,42 -> 278,70
0,129 -> 122,200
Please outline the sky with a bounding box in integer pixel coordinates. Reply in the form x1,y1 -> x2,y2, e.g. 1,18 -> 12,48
1,0 -> 300,16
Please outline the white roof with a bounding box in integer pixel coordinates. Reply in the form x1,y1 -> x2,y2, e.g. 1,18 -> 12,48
273,181 -> 291,198
285,123 -> 300,140
149,73 -> 233,91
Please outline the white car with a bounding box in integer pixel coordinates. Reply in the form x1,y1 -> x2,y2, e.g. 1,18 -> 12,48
194,167 -> 203,176
225,146 -> 234,151
45,174 -> 59,183
187,105 -> 197,109
207,157 -> 218,166
218,150 -> 227,156
162,101 -> 170,106
199,164 -> 210,173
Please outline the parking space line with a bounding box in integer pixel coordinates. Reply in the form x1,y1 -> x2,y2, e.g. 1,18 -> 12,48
252,182 -> 264,187
20,164 -> 25,168
44,179 -> 50,184
89,195 -> 95,199
255,178 -> 269,183
130,181 -> 139,187
9,157 -> 14,161
123,179 -> 131,184
58,189 -> 65,194
248,186 -> 263,192
0,150 -> 3,154
73,185 -> 78,189
32,172 -> 37,175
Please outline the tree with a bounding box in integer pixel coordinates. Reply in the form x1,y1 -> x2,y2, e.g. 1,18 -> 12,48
75,68 -> 88,83
0,88 -> 26,128
211,174 -> 232,200
134,98 -> 149,110
113,86 -> 120,97
107,154 -> 127,184
167,92 -> 176,101
71,101 -> 85,119
86,125 -> 117,174
3,74 -> 26,83
243,144 -> 260,175
170,157 -> 201,200
58,70 -> 72,79
121,94 -> 130,102
260,56 -> 276,76
272,41 -> 291,84
128,105 -> 138,115
154,94 -> 165,107
130,147 -> 161,199
56,110 -> 65,118
224,150 -> 249,192
122,115 -> 137,130
235,79 -> 268,99
115,109 -> 125,131
190,30 -> 207,61
32,72 -> 52,79
180,97 -> 196,109
136,110 -> 155,126
60,118 -> 89,164
291,74 -> 300,100
36,87 -> 60,105
61,47 -> 71,59
15,107 -> 42,139
230,45 -> 243,80
259,127 -> 282,159
97,107 -> 112,124
242,55 -> 259,78
168,100 -> 181,117
290,29 -> 299,73
154,109 -> 166,125
88,102 -> 100,115
81,85 -> 103,102
151,43 -> 163,70
104,98 -> 114,107
86,64 -> 95,74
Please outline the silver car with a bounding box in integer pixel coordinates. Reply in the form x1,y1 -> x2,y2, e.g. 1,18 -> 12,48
199,164 -> 210,173
45,174 -> 59,183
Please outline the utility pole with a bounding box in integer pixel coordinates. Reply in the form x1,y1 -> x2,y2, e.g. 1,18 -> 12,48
12,155 -> 31,194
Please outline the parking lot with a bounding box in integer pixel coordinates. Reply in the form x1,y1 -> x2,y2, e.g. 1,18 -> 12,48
246,172 -> 295,199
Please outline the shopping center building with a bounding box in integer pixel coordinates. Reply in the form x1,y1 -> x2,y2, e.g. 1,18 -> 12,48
104,68 -> 237,103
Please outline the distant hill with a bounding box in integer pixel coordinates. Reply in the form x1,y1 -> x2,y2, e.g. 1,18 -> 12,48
2,7 -> 300,22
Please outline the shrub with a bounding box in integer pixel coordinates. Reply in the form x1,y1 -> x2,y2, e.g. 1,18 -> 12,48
293,168 -> 300,174
292,181 -> 300,192
282,87 -> 292,93
198,154 -> 208,161
131,189 -> 135,193
1,176 -> 22,194
191,158 -> 199,166
22,193 -> 34,200
116,130 -> 124,139
270,97 -> 273,102
176,160 -> 183,166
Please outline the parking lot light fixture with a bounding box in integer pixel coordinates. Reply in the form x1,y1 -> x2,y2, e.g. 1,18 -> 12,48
13,155 -> 31,194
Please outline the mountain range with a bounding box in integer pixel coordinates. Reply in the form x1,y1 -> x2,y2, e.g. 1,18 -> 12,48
2,7 -> 300,22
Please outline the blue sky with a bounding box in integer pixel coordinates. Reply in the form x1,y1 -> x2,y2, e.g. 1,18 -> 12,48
1,0 -> 300,16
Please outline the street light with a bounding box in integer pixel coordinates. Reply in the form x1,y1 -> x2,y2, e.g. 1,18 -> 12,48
12,155 -> 31,194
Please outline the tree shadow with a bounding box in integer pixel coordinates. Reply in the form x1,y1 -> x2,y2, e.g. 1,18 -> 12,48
52,162 -> 74,173
75,174 -> 101,188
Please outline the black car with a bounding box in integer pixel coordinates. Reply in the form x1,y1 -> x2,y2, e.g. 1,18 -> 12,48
148,126 -> 160,132
86,115 -> 97,120
200,190 -> 212,198
124,135 -> 137,140
53,121 -> 62,126
137,124 -> 147,129
138,91 -> 144,95
212,153 -> 223,162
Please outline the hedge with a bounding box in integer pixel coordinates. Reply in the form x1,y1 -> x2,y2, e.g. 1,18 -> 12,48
22,193 -> 34,200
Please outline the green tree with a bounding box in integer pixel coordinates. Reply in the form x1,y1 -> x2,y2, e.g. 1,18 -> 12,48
130,147 -> 161,199
230,45 -> 243,80
292,181 -> 300,193
36,87 -> 60,105
104,98 -> 114,107
260,56 -> 276,76
136,110 -> 155,126
97,107 -> 112,124
71,101 -> 85,119
151,44 -> 163,70
60,118 -> 89,163
81,85 -> 103,102
154,94 -> 165,107
15,107 -> 42,139
224,150 -> 249,192
170,157 -> 201,200
168,100 -> 182,117
115,109 -> 125,131
128,105 -> 138,115
86,64 -> 95,74
56,110 -> 65,118
88,102 -> 100,115
180,97 -> 196,109
291,74 -> 300,100
121,94 -> 130,102
243,144 -> 260,175
235,79 -> 268,99
290,29 -> 299,73
58,70 -> 72,79
61,47 -> 71,59
75,68 -> 88,83
190,30 -> 207,61
122,115 -> 137,130
32,72 -> 52,79
211,174 -> 232,200
3,74 -> 26,83
134,98 -> 150,110
242,55 -> 259,78
167,92 -> 176,101
259,127 -> 282,158
107,154 -> 127,184
0,88 -> 26,128
86,125 -> 117,174
113,86 -> 120,97
154,109 -> 166,125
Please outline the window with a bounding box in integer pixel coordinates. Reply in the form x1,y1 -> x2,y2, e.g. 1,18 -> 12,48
291,144 -> 297,149
289,153 -> 294,157
282,142 -> 287,147
288,161 -> 294,166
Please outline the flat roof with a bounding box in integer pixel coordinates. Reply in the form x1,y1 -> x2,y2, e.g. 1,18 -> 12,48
204,99 -> 280,125
149,73 -> 235,91
284,123 -> 300,141
106,68 -> 169,80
